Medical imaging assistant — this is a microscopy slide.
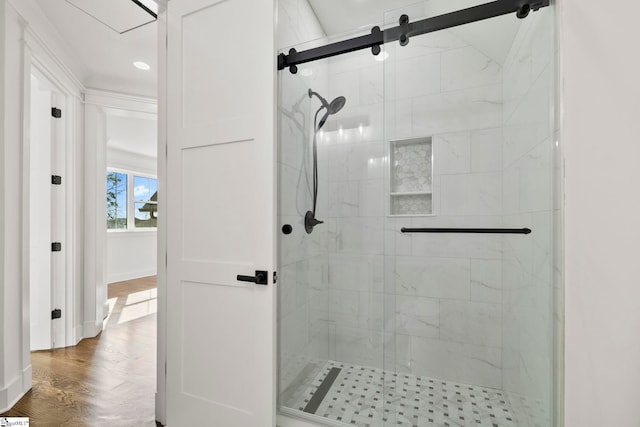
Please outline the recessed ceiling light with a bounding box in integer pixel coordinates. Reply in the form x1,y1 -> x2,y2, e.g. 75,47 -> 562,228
133,61 -> 151,71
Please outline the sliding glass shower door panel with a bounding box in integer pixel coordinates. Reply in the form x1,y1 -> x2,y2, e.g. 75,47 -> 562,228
382,2 -> 558,426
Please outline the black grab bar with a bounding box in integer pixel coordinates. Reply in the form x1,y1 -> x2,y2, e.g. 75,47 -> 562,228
400,227 -> 531,234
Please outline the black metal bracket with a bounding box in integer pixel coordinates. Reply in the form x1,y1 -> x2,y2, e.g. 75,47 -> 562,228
51,107 -> 62,118
51,242 -> 62,252
237,270 -> 269,285
401,227 -> 532,234
51,308 -> 62,319
277,0 -> 550,72
51,175 -> 62,185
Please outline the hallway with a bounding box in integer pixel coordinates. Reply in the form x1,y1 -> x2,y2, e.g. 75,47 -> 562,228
1,276 -> 159,426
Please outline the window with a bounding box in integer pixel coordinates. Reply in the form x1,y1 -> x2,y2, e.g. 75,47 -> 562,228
133,175 -> 158,228
107,170 -> 158,230
107,171 -> 127,229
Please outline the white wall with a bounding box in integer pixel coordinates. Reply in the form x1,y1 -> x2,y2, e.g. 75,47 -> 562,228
562,1 -> 640,426
0,0 -> 30,412
107,232 -> 157,283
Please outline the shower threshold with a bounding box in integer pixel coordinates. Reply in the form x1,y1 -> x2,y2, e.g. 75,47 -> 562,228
283,361 -> 540,427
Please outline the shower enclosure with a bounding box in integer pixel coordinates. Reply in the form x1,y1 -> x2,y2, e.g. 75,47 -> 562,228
277,1 -> 558,426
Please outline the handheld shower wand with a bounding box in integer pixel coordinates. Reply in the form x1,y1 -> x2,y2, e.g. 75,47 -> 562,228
305,89 -> 346,234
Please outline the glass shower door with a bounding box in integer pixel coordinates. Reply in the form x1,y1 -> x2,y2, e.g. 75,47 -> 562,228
382,2 -> 558,426
277,31 -> 388,425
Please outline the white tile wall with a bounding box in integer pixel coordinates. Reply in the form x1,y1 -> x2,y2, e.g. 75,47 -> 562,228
395,295 -> 440,339
440,172 -> 502,216
440,300 -> 502,348
471,128 -> 503,173
410,337 -> 502,389
412,84 -> 503,136
394,256 -> 470,300
441,46 -> 502,92
433,132 -> 471,175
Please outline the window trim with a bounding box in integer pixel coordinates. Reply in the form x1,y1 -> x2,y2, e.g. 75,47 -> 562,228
107,167 -> 158,232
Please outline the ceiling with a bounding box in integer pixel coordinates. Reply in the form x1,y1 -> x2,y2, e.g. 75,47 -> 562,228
34,0 -> 158,97
32,0 -> 519,100
308,0 -> 521,64
105,108 -> 157,158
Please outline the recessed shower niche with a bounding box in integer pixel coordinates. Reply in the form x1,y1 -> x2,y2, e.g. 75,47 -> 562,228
389,137 -> 433,216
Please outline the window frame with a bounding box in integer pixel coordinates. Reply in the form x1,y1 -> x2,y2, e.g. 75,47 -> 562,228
107,167 -> 158,232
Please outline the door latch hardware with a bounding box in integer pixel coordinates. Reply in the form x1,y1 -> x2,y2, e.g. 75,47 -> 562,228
51,175 -> 62,185
237,270 -> 268,285
51,309 -> 62,319
51,107 -> 62,118
51,242 -> 62,252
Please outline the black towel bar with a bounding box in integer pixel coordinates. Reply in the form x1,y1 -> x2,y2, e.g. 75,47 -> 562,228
400,227 -> 531,234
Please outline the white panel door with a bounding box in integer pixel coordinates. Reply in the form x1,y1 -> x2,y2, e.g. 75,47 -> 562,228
165,0 -> 277,426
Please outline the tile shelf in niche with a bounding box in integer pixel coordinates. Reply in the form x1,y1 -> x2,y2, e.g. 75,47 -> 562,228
389,136 -> 433,216
390,191 -> 432,196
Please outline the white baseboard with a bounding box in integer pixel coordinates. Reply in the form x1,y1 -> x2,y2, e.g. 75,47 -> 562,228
0,365 -> 32,413
73,324 -> 84,345
107,269 -> 157,284
83,320 -> 103,339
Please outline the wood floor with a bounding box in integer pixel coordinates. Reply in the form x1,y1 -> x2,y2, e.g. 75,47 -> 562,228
2,276 -> 161,426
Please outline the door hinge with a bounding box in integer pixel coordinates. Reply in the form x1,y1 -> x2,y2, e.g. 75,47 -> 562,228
51,308 -> 62,319
51,107 -> 62,118
51,242 -> 62,252
51,175 -> 62,185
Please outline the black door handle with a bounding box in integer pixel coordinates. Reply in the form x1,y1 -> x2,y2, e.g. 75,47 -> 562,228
237,270 -> 268,285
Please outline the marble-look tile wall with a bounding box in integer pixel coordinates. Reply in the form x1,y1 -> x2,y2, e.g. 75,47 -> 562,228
320,23 -> 506,389
277,0 -> 331,399
501,8 -> 556,427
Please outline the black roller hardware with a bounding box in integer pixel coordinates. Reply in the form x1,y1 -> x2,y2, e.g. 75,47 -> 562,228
278,0 -> 549,72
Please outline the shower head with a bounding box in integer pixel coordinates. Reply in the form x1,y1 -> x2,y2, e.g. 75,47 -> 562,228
309,88 -> 347,130
328,96 -> 346,115
309,89 -> 346,117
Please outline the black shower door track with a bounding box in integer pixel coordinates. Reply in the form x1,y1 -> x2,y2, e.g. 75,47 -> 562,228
277,0 -> 550,73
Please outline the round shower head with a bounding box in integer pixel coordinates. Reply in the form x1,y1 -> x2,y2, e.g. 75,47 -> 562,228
328,96 -> 346,115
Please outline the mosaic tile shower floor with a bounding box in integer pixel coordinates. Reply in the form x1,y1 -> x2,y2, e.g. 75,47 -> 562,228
288,361 -> 528,427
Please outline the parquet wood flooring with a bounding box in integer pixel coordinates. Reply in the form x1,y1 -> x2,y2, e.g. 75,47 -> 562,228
2,276 -> 161,427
